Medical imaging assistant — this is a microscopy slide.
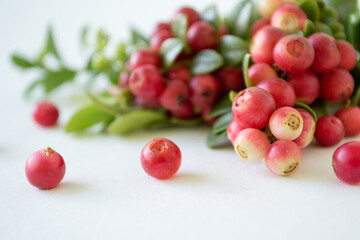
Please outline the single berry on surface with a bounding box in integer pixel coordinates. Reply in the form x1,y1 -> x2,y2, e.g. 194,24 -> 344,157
315,116 -> 345,147
269,107 -> 303,140
33,101 -> 59,127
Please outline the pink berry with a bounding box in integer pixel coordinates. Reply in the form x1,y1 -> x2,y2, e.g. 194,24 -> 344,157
250,26 -> 286,64
265,140 -> 302,176
320,69 -> 354,103
25,147 -> 65,189
129,65 -> 165,99
315,116 -> 345,147
269,107 -> 303,140
227,120 -> 245,144
166,66 -> 191,84
308,33 -> 340,73
189,75 -> 220,112
257,78 -> 296,108
127,49 -> 161,72
141,138 -> 181,180
135,96 -> 161,108
332,141 -> 360,185
233,128 -> 270,162
270,3 -> 307,33
215,67 -> 244,93
150,29 -> 174,51
170,102 -> 194,119
187,21 -> 219,52
250,19 -> 270,36
336,40 -> 357,71
335,106 -> 360,137
232,87 -> 276,129
160,79 -> 190,111
258,0 -> 284,19
33,101 -> 59,127
293,109 -> 316,148
248,63 -> 278,86
118,71 -> 130,88
288,71 -> 320,105
173,6 -> 201,27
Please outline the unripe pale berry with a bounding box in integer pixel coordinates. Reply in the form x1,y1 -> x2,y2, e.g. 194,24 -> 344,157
258,0 -> 283,19
315,116 -> 345,147
269,107 -> 303,141
293,109 -> 316,149
270,3 -> 307,33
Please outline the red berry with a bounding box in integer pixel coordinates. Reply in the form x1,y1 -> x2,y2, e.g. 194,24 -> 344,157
315,116 -> 345,147
150,29 -> 174,51
288,71 -> 320,105
293,109 -> 316,148
189,75 -> 220,112
232,87 -> 276,129
187,21 -> 219,52
160,80 -> 190,111
269,107 -> 303,140
170,102 -> 194,119
219,24 -> 228,37
25,147 -> 65,189
201,107 -> 218,125
118,71 -> 130,88
215,67 -> 244,93
135,96 -> 162,108
166,66 -> 191,83
250,19 -> 270,36
227,120 -> 245,144
257,78 -> 296,108
332,141 -> 360,185
336,40 -> 357,71
127,49 -> 161,72
173,7 -> 201,27
248,63 -> 278,86
129,65 -> 165,99
33,101 -> 59,127
320,69 -> 354,103
141,138 -> 181,180
335,106 -> 360,137
273,34 -> 314,74
258,0 -> 284,19
270,3 -> 307,33
153,22 -> 172,34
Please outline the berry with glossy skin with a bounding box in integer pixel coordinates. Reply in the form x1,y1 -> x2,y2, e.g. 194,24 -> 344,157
269,107 -> 303,140
320,69 -> 354,103
273,34 -> 314,74
308,33 -> 340,73
332,141 -> 360,185
265,140 -> 302,176
173,7 -> 201,27
288,71 -> 320,105
250,26 -> 286,64
150,29 -> 174,51
141,138 -> 181,180
336,40 -> 357,71
250,19 -> 270,36
129,65 -> 165,99
33,101 -> 59,127
232,87 -> 276,129
227,120 -> 245,144
315,116 -> 345,147
257,78 -> 296,108
293,109 -> 316,148
335,106 -> 360,137
215,67 -> 244,93
187,21 -> 219,52
25,147 -> 65,189
233,128 -> 270,162
248,63 -> 278,86
271,3 -> 307,33
258,0 -> 283,19
127,49 -> 161,72
189,75 -> 220,112
160,80 -> 190,111
170,102 -> 194,119
166,66 -> 190,84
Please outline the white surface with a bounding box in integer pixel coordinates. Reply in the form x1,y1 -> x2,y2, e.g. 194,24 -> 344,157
1,0 -> 360,239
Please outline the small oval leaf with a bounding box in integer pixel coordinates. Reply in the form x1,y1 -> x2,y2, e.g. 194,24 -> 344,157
219,35 -> 249,66
242,53 -> 252,88
160,38 -> 184,69
191,49 -> 224,75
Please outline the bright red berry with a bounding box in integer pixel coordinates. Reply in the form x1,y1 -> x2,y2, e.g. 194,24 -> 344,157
33,101 -> 59,127
189,75 -> 220,112
335,106 -> 360,137
288,71 -> 320,105
153,22 -> 172,34
150,29 -> 174,51
135,96 -> 162,108
166,66 -> 191,83
187,21 -> 219,52
315,116 -> 345,147
257,78 -> 296,108
141,138 -> 181,180
173,7 -> 201,27
215,67 -> 244,93
127,49 -> 161,72
160,80 -> 190,111
170,102 -> 194,119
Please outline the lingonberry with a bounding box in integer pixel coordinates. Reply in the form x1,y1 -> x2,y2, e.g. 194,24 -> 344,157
187,21 -> 219,52
25,147 -> 65,189
265,140 -> 302,176
332,141 -> 360,185
257,78 -> 296,108
227,120 -> 245,144
166,66 -> 191,84
335,106 -> 360,137
250,19 -> 270,36
141,138 -> 181,180
270,2 -> 307,33
273,34 -> 315,74
201,107 -> 218,125
189,75 -> 220,112
33,101 -> 59,127
250,26 -> 286,64
320,69 -> 354,103
336,40 -> 357,71
248,63 -> 278,86
233,128 -> 270,162
215,67 -> 244,93
173,6 -> 201,27
269,107 -> 303,140
152,22 -> 172,34
160,79 -> 190,111
308,33 -> 340,73
127,49 -> 161,72
129,65 -> 165,99
232,87 -> 276,129
258,0 -> 284,19
118,71 -> 130,88
315,116 -> 345,147
288,71 -> 320,105
150,29 -> 174,51
293,109 -> 316,148
135,96 -> 161,108
170,102 -> 194,119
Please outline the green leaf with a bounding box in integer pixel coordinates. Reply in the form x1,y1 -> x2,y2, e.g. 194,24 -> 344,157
299,0 -> 320,22
172,14 -> 188,44
96,28 -> 110,50
315,22 -> 333,35
323,0 -> 357,23
202,5 -> 222,30
65,105 -> 114,132
130,28 -> 149,46
87,92 -> 126,115
211,112 -> 233,134
11,54 -> 36,68
294,102 -> 318,122
320,5 -> 338,23
191,49 -> 224,75
160,38 -> 184,69
41,26 -> 61,61
328,22 -> 344,34
229,90 -> 238,101
206,130 -> 229,148
41,68 -> 77,93
333,32 -> 346,40
242,53 -> 252,88
347,13 -> 360,50
108,110 -> 167,135
208,95 -> 232,118
80,26 -> 89,48
303,20 -> 316,37
170,117 -> 203,127
218,35 -> 249,66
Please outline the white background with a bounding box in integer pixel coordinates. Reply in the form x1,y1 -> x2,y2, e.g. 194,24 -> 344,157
1,0 -> 360,239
